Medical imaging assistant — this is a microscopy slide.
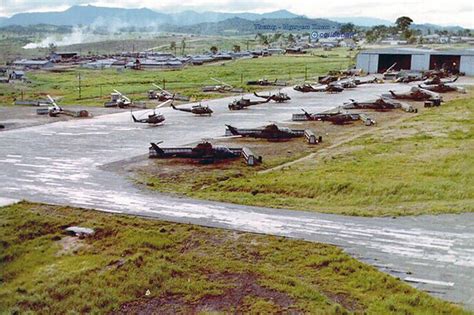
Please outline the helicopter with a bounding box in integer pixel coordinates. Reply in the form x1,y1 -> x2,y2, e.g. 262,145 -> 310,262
246,78 -> 287,86
149,140 -> 241,163
388,86 -> 442,104
423,76 -> 458,85
131,100 -> 171,125
46,95 -> 62,116
294,83 -> 344,93
225,123 -> 304,140
104,89 -> 146,108
424,69 -> 452,79
300,109 -> 362,125
382,62 -> 399,80
333,78 -> 357,89
45,95 -> 91,118
394,73 -> 425,83
254,91 -> 291,103
228,96 -> 271,110
318,75 -> 342,85
417,83 -> 465,94
339,68 -> 362,76
171,103 -> 213,116
354,77 -> 383,85
202,78 -> 243,93
342,98 -> 417,112
148,84 -> 190,101
293,83 -> 322,93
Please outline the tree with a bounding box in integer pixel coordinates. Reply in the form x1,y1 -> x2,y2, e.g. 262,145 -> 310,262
365,25 -> 390,43
48,43 -> 57,54
255,33 -> 269,46
233,45 -> 241,53
395,16 -> 413,39
210,46 -> 218,54
170,41 -> 177,55
272,33 -> 283,43
395,16 -> 413,31
181,38 -> 186,55
301,32 -> 311,43
340,23 -> 355,34
287,33 -> 296,45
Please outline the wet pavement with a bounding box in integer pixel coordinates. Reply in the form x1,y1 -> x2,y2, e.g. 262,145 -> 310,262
1,81 -> 473,309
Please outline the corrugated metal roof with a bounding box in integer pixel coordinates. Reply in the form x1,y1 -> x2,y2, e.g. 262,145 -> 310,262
13,59 -> 52,65
359,48 -> 474,56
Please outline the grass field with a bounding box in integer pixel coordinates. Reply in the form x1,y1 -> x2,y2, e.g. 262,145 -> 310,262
0,201 -> 468,314
0,48 -> 353,106
0,33 -> 261,63
142,95 -> 474,217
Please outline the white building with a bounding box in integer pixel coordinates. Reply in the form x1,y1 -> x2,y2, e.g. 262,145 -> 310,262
356,48 -> 474,75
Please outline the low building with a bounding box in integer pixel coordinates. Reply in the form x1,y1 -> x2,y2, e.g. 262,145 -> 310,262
146,52 -> 175,59
212,53 -> 233,61
422,34 -> 441,43
50,52 -> 78,62
356,48 -> 474,75
126,59 -> 184,70
285,47 -> 307,54
189,55 -> 214,65
339,39 -> 356,48
12,59 -> 53,69
380,40 -> 408,45
267,48 -> 285,55
81,59 -> 117,69
8,70 -> 25,80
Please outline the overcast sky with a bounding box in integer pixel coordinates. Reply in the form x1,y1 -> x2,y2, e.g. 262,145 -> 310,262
1,0 -> 473,28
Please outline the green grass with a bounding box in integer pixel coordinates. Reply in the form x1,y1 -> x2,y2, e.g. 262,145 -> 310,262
0,48 -> 352,106
143,96 -> 474,217
0,33 -> 256,63
0,201 -> 468,313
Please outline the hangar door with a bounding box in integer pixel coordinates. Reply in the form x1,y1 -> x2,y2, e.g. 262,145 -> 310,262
377,54 -> 412,72
429,55 -> 461,74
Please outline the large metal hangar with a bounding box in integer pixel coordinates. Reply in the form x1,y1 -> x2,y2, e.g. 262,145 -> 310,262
356,48 -> 474,75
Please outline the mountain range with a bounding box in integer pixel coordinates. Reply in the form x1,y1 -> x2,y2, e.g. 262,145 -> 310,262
328,17 -> 393,27
0,5 -> 301,27
0,5 -> 468,33
162,17 -> 340,35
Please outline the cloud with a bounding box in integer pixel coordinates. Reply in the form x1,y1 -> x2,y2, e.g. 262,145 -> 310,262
0,0 -> 473,28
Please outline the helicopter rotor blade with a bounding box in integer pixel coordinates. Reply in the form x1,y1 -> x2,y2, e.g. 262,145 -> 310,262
211,135 -> 243,140
113,89 -> 131,102
46,94 -> 61,110
155,99 -> 173,109
153,84 -> 172,96
211,77 -> 232,87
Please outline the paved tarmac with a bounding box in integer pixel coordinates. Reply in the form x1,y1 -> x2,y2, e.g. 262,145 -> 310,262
1,80 -> 473,309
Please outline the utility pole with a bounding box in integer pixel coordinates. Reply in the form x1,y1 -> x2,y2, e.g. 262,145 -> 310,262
77,73 -> 82,100
305,66 -> 308,81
